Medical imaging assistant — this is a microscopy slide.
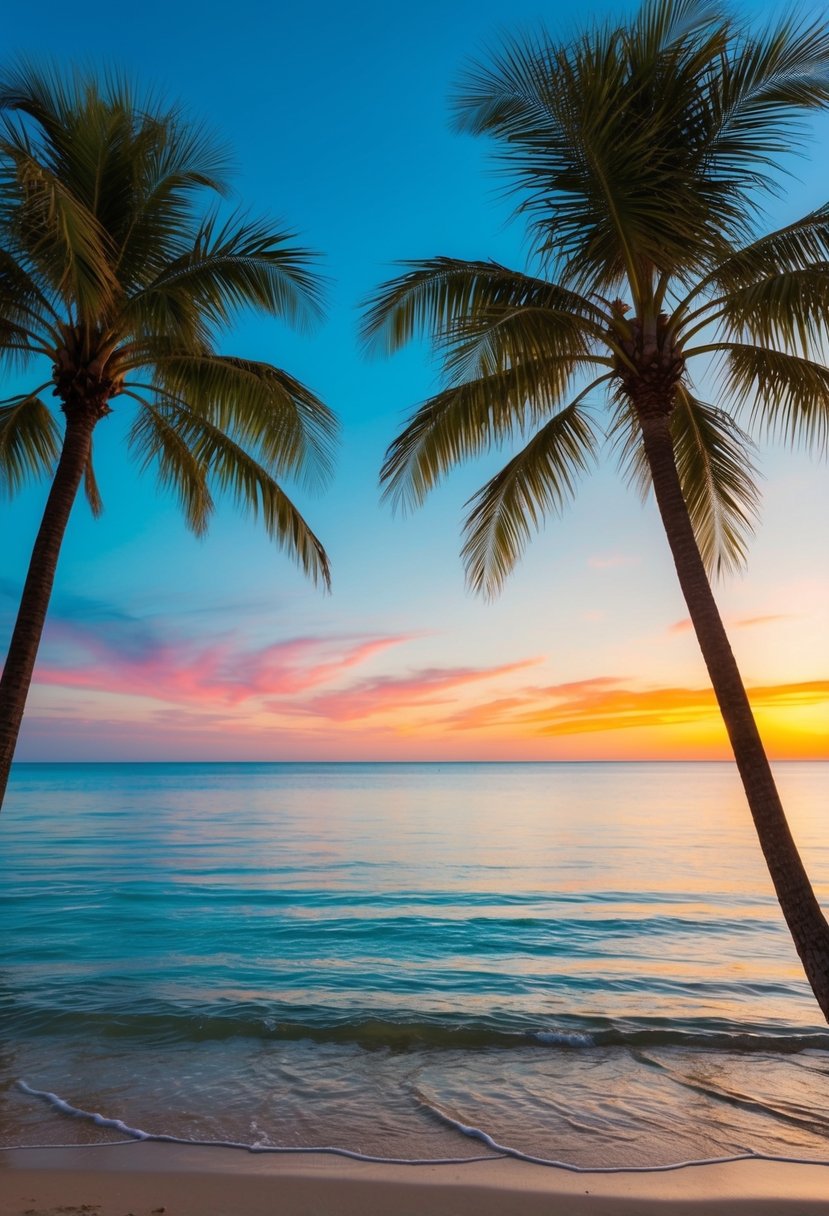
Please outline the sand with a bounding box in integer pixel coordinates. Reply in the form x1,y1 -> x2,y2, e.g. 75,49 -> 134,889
1,1143 -> 828,1216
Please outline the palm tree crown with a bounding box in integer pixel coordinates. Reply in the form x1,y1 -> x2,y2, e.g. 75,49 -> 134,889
0,64 -> 337,580
364,0 -> 829,594
0,65 -> 338,810
363,0 -> 829,1020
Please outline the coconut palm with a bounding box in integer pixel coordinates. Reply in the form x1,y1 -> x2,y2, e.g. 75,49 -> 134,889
363,0 -> 829,1018
0,65 -> 337,809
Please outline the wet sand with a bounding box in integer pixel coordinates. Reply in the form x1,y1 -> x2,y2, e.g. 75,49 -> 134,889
2,1142 -> 828,1215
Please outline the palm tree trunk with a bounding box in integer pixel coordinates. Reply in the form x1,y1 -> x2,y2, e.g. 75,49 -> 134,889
639,409 -> 829,1020
0,412 -> 96,811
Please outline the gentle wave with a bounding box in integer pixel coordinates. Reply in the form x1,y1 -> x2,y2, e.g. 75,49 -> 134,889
413,1089 -> 829,1173
5,999 -> 829,1054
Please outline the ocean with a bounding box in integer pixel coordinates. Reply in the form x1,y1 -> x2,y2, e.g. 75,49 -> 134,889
1,760 -> 828,1169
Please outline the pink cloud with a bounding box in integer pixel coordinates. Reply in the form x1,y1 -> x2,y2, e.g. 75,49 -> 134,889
670,613 -> 793,635
300,658 -> 543,722
33,627 -> 409,708
734,614 -> 793,629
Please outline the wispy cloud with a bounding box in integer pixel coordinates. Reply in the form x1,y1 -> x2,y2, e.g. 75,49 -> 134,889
669,613 -> 794,635
734,614 -> 793,629
441,676 -> 829,738
29,618 -> 410,708
300,659 -> 544,722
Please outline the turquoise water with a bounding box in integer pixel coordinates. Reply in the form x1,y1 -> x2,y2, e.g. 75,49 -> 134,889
2,761 -> 828,1167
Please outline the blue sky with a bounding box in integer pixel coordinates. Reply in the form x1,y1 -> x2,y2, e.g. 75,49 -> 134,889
2,0 -> 828,760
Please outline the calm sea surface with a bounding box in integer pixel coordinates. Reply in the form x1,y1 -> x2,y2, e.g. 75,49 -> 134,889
1,761 -> 828,1168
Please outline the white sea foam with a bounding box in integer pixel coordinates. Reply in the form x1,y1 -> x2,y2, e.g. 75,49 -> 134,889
533,1030 -> 595,1047
412,1089 -> 829,1174
12,1080 -> 829,1174
12,1081 -> 501,1166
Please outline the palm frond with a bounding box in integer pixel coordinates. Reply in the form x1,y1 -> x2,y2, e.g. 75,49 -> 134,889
148,353 -> 338,487
612,385 -> 760,575
127,396 -> 214,536
716,265 -> 829,352
441,301 -> 603,386
676,204 -> 829,342
453,4 -> 829,292
609,389 -> 649,497
634,0 -> 723,54
113,115 -> 231,289
135,396 -> 331,587
709,204 -> 829,286
452,31 -> 556,140
0,318 -> 45,373
0,129 -> 118,319
682,205 -> 829,340
380,357 -> 594,512
462,393 -> 602,596
718,342 -> 829,452
128,212 -> 325,335
671,386 -> 760,574
708,16 -> 829,179
83,446 -> 103,517
0,60 -> 78,142
0,245 -> 60,334
362,258 -> 607,356
0,392 -> 60,493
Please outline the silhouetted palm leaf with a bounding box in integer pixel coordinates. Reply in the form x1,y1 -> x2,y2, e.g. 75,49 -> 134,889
381,357 -> 597,512
0,393 -> 60,493
132,396 -> 331,587
462,392 -> 603,595
722,343 -> 829,451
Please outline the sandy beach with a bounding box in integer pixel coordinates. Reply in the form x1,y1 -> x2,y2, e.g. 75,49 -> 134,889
1,1143 -> 828,1216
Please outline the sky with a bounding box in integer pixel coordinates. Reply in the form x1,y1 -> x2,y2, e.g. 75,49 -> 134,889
2,0 -> 828,762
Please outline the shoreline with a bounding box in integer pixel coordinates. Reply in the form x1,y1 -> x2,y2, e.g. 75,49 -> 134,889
2,1143 -> 829,1215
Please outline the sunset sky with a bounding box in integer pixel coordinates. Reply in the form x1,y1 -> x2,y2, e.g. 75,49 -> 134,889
3,0 -> 828,762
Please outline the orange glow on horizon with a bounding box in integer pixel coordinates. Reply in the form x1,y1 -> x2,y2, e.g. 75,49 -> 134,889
25,661 -> 829,762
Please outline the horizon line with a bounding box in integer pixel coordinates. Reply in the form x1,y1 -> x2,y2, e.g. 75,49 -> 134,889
11,757 -> 827,766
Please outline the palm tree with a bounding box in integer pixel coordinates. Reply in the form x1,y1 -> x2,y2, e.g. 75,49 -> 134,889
363,0 -> 829,1019
0,65 -> 337,809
